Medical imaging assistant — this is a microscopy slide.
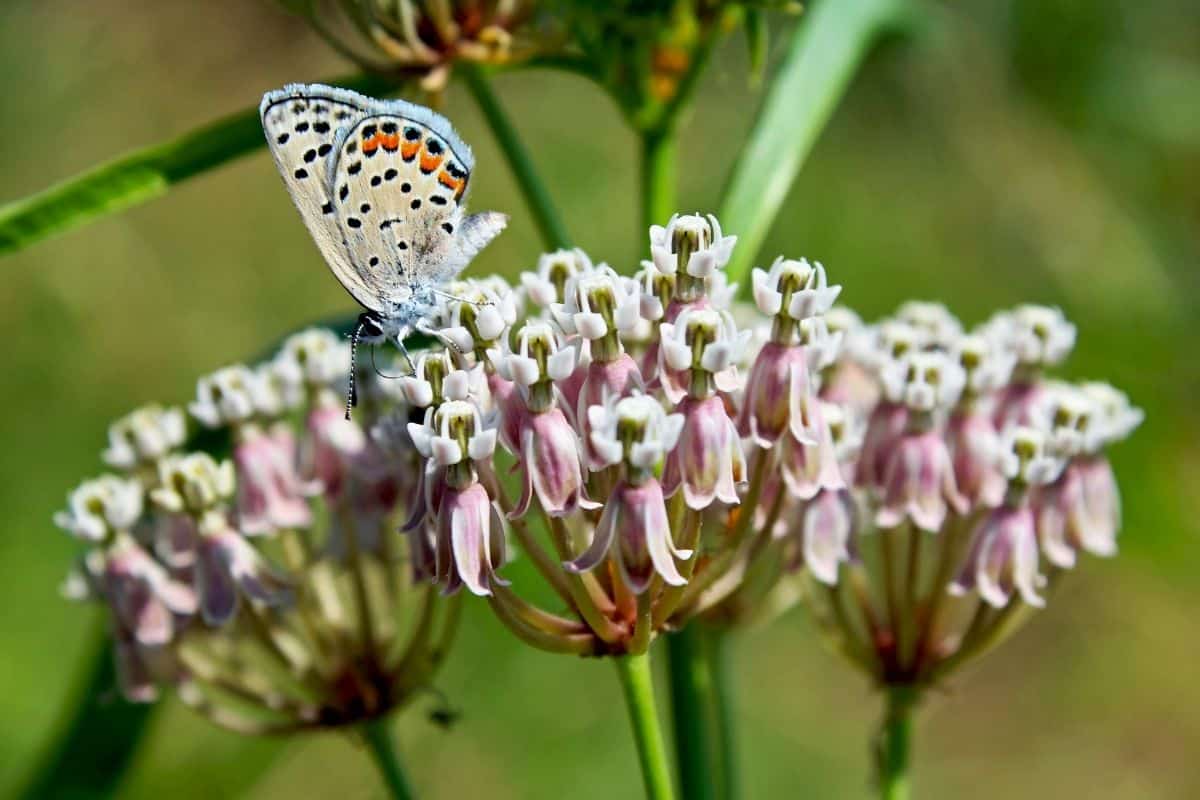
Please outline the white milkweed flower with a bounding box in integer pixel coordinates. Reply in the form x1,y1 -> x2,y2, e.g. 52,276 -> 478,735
102,405 -> 187,470
550,264 -> 642,342
277,328 -> 347,388
522,248 -> 594,308
189,365 -> 260,428
880,351 -> 966,413
650,213 -> 737,280
896,300 -> 964,348
752,257 -> 841,322
986,304 -> 1077,369
150,453 -> 236,515
55,475 -> 145,542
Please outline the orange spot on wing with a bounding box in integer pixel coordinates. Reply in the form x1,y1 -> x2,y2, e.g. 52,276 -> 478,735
438,170 -> 466,199
400,140 -> 421,160
420,150 -> 445,173
380,133 -> 400,151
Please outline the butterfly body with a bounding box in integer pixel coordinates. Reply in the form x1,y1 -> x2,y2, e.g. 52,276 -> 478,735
259,83 -> 507,346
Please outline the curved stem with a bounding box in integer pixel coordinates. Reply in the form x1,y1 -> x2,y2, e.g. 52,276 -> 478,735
878,688 -> 915,800
460,63 -> 572,250
614,653 -> 678,800
359,717 -> 416,800
665,625 -> 719,800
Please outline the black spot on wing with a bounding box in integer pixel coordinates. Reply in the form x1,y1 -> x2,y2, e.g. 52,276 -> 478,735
294,168 -> 309,179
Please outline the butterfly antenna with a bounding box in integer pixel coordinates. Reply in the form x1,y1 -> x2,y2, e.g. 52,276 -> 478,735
345,319 -> 365,420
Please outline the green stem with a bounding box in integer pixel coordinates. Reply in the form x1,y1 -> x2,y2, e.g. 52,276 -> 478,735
709,629 -> 739,800
665,625 -> 718,800
614,653 -> 678,800
878,688 -> 915,800
359,717 -> 416,800
461,63 -> 572,250
641,129 -> 678,232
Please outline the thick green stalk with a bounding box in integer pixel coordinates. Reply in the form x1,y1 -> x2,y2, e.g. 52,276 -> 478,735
461,64 -> 572,251
614,653 -> 678,800
878,688 -> 915,800
665,626 -> 719,800
709,629 -> 739,800
360,717 -> 416,800
641,129 -> 679,232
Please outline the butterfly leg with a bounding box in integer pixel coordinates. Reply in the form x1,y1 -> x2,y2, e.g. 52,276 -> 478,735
393,328 -> 418,376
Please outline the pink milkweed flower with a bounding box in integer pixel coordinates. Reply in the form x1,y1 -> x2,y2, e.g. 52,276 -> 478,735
409,399 -> 506,595
780,400 -> 848,500
951,505 -> 1044,608
100,532 -> 198,645
232,427 -> 313,536
436,482 -> 508,596
946,411 -> 1006,509
737,319 -> 835,448
792,488 -> 857,585
194,510 -> 293,625
102,405 -> 187,471
491,322 -> 596,518
658,307 -> 749,404
952,427 -> 1060,607
875,353 -> 968,530
985,305 -> 1076,428
150,453 -> 291,625
663,395 -> 746,509
568,394 -> 690,593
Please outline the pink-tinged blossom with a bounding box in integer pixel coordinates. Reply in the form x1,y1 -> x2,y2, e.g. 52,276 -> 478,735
194,511 -> 293,625
233,428 -> 313,535
951,506 -> 1044,608
189,365 -> 261,428
738,342 -> 812,447
578,355 -> 643,468
150,454 -> 291,625
780,400 -> 847,500
409,399 -> 504,595
101,532 -> 198,645
985,305 -> 1076,427
436,482 -> 508,596
792,488 -> 857,585
946,411 -> 1006,509
876,429 -> 967,531
513,408 -> 596,517
855,400 -> 908,488
658,307 -> 748,404
568,394 -> 689,593
663,395 -> 746,509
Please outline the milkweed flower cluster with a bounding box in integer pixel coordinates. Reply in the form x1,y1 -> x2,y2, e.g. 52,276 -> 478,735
55,332 -> 460,733
800,300 -> 1142,687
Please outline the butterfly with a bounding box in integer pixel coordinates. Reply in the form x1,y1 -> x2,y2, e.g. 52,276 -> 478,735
260,83 -> 507,414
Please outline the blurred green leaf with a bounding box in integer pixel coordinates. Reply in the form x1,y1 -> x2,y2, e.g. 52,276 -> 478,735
719,0 -> 915,286
0,73 -> 395,257
20,633 -> 151,800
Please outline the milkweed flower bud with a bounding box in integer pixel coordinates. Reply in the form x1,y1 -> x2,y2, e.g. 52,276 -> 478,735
522,248 -> 594,308
650,213 -> 736,302
102,405 -> 187,471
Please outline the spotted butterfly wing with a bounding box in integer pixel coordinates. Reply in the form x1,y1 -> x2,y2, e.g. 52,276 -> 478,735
260,85 -> 385,312
261,84 -> 506,319
327,111 -> 506,306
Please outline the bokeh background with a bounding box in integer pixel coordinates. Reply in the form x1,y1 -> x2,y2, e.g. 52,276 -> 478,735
2,0 -> 1198,797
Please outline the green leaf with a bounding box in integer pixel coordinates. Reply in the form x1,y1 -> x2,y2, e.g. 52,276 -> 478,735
718,0 -> 916,287
19,633 -> 153,800
0,73 -> 396,257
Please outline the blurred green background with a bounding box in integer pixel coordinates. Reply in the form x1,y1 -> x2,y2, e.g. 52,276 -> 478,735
1,0 -> 1198,797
